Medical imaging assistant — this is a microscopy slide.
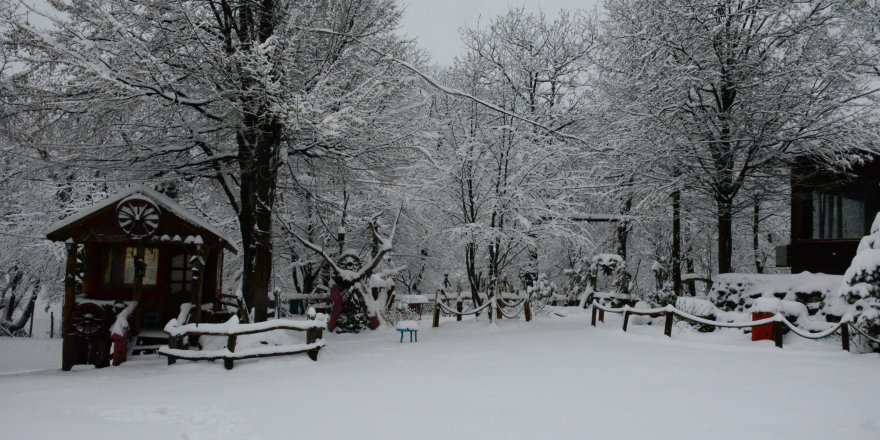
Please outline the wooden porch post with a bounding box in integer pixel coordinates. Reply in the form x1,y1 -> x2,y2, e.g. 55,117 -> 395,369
189,243 -> 206,324
131,245 -> 146,333
62,242 -> 78,371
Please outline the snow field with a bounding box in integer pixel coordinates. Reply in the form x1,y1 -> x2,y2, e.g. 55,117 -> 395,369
1,311 -> 879,440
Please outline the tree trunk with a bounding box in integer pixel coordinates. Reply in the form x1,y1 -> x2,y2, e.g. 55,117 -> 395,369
717,196 -> 734,274
237,118 -> 282,323
465,242 -> 482,306
753,197 -> 764,273
671,189 -> 682,295
616,195 -> 632,260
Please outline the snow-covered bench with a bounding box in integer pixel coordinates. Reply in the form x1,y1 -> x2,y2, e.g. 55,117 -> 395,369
396,320 -> 419,343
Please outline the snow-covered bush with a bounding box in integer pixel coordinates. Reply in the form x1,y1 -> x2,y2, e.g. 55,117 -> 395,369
675,297 -> 721,332
835,213 -> 880,350
645,281 -> 677,308
593,254 -> 628,292
563,256 -> 592,303
527,273 -> 556,316
709,273 -> 841,317
381,304 -> 419,327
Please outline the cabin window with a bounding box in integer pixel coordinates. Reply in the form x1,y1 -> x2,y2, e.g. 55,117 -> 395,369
102,246 -> 158,287
169,253 -> 196,294
811,192 -> 866,239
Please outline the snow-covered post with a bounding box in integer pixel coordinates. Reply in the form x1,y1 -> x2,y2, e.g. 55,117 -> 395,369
432,290 -> 441,328
306,307 -> 323,361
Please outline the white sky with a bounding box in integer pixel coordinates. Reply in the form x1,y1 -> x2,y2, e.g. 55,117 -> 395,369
399,0 -> 601,65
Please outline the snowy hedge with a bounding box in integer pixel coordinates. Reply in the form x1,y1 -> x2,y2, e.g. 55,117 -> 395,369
709,272 -> 842,318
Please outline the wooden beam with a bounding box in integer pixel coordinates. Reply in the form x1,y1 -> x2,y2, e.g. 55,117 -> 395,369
61,242 -> 78,371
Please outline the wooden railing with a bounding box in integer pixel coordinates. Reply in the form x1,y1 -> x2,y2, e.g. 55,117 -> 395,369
590,302 -> 880,351
159,311 -> 326,370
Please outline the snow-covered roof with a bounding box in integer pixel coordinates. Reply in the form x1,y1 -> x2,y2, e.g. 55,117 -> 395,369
46,184 -> 237,253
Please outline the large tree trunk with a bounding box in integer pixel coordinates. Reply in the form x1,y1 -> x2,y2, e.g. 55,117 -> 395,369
238,117 -> 282,322
716,196 -> 734,274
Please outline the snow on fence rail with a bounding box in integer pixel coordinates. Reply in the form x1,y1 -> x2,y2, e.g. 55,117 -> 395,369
589,301 -> 879,351
158,310 -> 327,370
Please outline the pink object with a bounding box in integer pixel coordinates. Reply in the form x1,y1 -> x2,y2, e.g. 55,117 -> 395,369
328,285 -> 344,332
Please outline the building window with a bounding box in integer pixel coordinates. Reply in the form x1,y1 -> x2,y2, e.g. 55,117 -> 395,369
811,192 -> 866,239
102,246 -> 158,288
169,253 -> 195,294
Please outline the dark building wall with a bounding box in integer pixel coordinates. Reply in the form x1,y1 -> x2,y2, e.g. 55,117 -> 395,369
780,157 -> 880,275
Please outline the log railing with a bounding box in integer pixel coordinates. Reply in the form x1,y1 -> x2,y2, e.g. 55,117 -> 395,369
159,310 -> 326,370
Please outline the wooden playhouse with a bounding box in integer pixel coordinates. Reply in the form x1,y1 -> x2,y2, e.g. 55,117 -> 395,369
46,185 -> 237,370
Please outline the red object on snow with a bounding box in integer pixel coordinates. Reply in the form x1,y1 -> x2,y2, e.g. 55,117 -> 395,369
751,312 -> 775,341
328,285 -> 344,332
111,332 -> 128,366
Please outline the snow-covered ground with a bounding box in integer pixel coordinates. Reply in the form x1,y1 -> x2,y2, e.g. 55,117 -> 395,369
1,311 -> 879,440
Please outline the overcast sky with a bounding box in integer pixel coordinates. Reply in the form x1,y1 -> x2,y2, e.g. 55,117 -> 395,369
398,0 -> 601,66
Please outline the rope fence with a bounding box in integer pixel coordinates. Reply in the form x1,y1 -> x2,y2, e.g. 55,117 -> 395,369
589,301 -> 878,351
432,293 -> 532,327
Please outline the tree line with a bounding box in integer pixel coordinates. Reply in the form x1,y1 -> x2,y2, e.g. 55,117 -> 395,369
1,0 -> 877,322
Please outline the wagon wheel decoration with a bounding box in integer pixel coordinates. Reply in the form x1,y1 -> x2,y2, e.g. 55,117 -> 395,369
71,302 -> 108,337
337,253 -> 362,272
116,195 -> 161,238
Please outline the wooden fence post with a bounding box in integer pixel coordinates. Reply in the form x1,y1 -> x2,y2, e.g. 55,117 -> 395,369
599,309 -> 605,323
591,306 -> 597,327
306,324 -> 322,361
773,321 -> 784,348
62,242 -> 78,371
456,300 -> 462,322
623,311 -> 630,332
432,303 -> 440,328
524,300 -> 532,322
224,334 -> 237,370
50,312 -> 54,339
167,335 -> 180,365
841,323 -> 850,352
664,311 -> 674,337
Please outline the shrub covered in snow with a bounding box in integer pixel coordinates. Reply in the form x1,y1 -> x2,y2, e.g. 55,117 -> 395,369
593,254 -> 630,294
709,272 -> 842,317
527,273 -> 558,316
835,213 -> 880,349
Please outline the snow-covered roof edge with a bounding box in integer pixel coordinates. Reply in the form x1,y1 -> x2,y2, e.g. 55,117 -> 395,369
46,184 -> 238,254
